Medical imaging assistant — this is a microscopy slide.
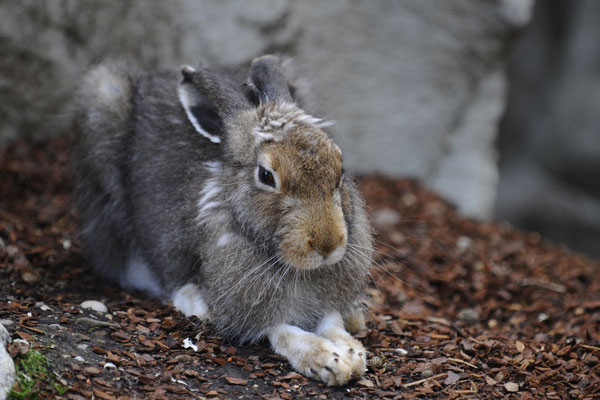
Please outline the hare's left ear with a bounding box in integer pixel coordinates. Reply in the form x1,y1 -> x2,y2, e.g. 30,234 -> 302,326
178,65 -> 249,144
249,55 -> 293,104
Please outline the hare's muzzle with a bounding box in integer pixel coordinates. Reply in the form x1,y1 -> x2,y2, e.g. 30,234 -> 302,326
279,200 -> 347,270
308,230 -> 347,266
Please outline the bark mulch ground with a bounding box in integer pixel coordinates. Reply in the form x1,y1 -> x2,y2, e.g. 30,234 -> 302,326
1,138 -> 599,399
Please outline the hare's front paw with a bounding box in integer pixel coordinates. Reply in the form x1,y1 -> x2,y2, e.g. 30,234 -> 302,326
326,336 -> 366,379
269,323 -> 365,386
316,311 -> 367,379
171,283 -> 210,320
297,338 -> 355,386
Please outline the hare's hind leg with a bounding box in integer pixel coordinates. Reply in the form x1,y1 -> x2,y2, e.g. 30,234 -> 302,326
170,283 -> 210,320
268,312 -> 366,386
119,251 -> 163,298
344,306 -> 367,334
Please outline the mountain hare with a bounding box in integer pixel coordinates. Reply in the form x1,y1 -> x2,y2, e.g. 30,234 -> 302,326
73,55 -> 373,386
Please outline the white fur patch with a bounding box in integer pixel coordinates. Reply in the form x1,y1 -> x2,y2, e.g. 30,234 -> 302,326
199,184 -> 219,206
269,325 -> 318,361
178,86 -> 221,144
216,232 -> 235,247
253,128 -> 277,144
316,312 -> 344,336
323,245 -> 346,266
89,64 -> 128,104
196,162 -> 223,223
120,253 -> 163,297
171,283 -> 209,319
304,251 -> 326,270
253,102 -> 335,144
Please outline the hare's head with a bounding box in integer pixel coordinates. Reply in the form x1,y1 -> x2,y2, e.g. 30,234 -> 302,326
178,55 -> 349,270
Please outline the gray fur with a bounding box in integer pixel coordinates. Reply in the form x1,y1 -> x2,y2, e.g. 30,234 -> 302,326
73,56 -> 373,343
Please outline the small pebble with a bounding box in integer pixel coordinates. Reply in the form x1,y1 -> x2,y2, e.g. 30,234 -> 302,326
458,308 -> 480,324
80,300 -> 108,313
401,192 -> 418,207
84,366 -> 102,375
74,356 -> 85,362
5,245 -> 19,258
395,348 -> 408,356
174,354 -> 196,363
61,239 -> 72,250
103,362 -> 117,369
21,271 -> 39,284
456,236 -> 472,253
34,302 -> 52,311
420,369 -> 434,378
77,344 -> 89,351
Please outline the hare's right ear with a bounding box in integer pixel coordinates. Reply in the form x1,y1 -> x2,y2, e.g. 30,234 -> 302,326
178,65 -> 249,144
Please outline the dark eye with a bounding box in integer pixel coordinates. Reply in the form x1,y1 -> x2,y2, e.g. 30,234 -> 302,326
258,165 -> 276,188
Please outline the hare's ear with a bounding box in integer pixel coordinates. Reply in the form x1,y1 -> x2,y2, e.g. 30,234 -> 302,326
178,65 -> 249,144
249,55 -> 293,104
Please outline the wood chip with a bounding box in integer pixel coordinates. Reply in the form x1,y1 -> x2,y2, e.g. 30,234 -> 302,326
444,371 -> 460,385
504,382 -> 519,392
485,376 -> 497,386
110,331 -> 131,342
357,379 -> 375,387
84,367 -> 102,375
225,376 -> 248,385
92,389 -> 117,400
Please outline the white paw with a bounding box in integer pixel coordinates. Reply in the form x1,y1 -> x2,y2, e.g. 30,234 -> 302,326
269,322 -> 366,386
171,283 -> 210,320
314,312 -> 367,380
329,337 -> 367,380
298,339 -> 354,386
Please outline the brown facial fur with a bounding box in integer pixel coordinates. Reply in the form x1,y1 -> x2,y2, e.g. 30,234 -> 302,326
258,128 -> 346,270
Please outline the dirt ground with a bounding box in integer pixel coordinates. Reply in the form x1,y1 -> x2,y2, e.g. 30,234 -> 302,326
1,138 -> 599,399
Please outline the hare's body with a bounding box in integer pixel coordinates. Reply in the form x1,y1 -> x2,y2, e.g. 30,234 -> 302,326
74,56 -> 373,385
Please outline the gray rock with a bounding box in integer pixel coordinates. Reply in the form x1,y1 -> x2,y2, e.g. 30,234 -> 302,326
0,320 -> 13,329
497,0 -> 600,258
0,324 -> 16,400
0,0 -> 533,219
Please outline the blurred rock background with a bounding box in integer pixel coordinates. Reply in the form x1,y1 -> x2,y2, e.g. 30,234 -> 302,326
497,0 -> 600,259
1,1 -> 597,258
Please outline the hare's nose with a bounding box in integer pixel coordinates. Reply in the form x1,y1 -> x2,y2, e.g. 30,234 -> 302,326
309,233 -> 345,258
